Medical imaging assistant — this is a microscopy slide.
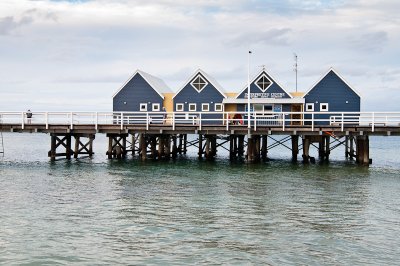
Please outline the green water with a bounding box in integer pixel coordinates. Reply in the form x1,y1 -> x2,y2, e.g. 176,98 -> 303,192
0,133 -> 400,265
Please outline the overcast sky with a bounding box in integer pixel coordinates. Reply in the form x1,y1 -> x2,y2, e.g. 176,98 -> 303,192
0,0 -> 399,111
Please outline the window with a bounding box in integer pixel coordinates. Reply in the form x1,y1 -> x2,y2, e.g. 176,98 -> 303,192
306,103 -> 314,112
320,103 -> 329,112
190,75 -> 208,92
152,103 -> 160,111
176,103 -> 184,112
189,103 -> 197,112
140,103 -> 147,111
215,103 -> 223,112
202,103 -> 209,111
255,74 -> 272,92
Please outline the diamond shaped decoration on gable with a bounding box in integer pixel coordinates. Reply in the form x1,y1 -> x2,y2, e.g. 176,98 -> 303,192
255,74 -> 273,92
190,74 -> 208,92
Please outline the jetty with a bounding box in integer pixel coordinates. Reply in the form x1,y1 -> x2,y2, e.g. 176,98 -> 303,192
1,111 -> 399,165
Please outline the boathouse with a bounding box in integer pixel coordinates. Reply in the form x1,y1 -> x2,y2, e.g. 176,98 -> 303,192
223,68 -> 305,125
113,70 -> 173,113
303,68 -> 361,125
173,69 -> 227,124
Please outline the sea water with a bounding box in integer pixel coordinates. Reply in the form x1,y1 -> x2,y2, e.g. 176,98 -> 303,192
0,133 -> 400,265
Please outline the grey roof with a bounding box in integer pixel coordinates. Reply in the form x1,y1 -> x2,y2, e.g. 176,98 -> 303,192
113,69 -> 172,99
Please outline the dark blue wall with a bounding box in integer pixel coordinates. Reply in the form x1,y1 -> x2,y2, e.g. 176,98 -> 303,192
237,71 -> 291,99
174,73 -> 225,112
113,74 -> 164,112
304,70 -> 360,125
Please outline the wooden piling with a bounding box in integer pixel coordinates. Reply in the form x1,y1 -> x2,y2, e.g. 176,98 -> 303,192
302,137 -> 310,163
198,134 -> 203,159
291,135 -> 299,161
261,135 -> 268,161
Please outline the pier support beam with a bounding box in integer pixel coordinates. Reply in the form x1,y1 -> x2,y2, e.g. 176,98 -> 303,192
73,134 -> 95,158
48,133 -> 73,161
291,135 -> 299,161
302,137 -> 311,163
106,133 -> 128,159
261,135 -> 268,161
246,135 -> 260,163
356,135 -> 371,165
198,134 -> 203,159
205,135 -> 217,160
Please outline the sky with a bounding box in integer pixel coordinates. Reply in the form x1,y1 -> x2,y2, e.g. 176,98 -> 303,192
0,0 -> 399,111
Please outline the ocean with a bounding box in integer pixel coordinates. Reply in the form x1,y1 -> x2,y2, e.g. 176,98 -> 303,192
1,133 -> 400,265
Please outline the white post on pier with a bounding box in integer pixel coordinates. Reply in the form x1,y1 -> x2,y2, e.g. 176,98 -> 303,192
199,113 -> 202,131
282,113 -> 285,131
146,112 -> 149,130
45,112 -> 49,129
95,112 -> 98,131
247,50 -> 252,129
120,112 -> 123,130
70,112 -> 73,130
311,113 -> 314,131
172,112 -> 175,131
372,112 -> 375,132
341,113 -> 344,132
21,112 -> 25,130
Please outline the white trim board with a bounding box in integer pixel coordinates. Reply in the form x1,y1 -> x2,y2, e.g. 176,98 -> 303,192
235,68 -> 293,99
112,69 -> 172,99
173,68 -> 227,99
303,67 -> 362,98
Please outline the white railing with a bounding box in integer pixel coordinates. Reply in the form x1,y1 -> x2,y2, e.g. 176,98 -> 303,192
0,111 -> 400,132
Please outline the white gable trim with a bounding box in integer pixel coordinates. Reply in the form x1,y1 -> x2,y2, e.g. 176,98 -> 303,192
235,68 -> 293,99
173,69 -> 227,99
303,67 -> 362,98
112,70 -> 165,99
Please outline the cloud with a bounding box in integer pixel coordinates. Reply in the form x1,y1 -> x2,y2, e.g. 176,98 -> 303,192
349,31 -> 388,52
0,15 -> 33,35
228,28 -> 293,47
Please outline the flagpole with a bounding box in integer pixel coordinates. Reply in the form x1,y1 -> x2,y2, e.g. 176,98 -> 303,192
247,51 -> 251,129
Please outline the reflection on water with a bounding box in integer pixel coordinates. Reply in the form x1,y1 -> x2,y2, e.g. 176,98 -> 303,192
0,134 -> 400,264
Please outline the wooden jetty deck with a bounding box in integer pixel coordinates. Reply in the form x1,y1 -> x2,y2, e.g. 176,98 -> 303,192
1,111 -> 400,164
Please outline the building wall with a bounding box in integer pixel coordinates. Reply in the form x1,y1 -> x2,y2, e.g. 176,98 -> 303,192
174,73 -> 225,112
236,71 -> 291,99
113,74 -> 164,112
304,70 -> 361,125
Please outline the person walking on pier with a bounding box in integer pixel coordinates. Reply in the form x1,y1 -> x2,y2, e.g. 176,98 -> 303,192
163,107 -> 167,124
26,109 -> 33,124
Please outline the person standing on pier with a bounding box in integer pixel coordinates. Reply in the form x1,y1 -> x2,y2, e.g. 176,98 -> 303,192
26,109 -> 33,124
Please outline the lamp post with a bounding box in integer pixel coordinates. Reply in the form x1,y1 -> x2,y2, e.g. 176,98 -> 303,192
247,51 -> 252,129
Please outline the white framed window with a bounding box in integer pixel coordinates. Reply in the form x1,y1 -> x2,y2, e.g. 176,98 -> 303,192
215,103 -> 223,112
306,103 -> 314,112
255,74 -> 273,92
189,103 -> 197,112
176,103 -> 184,112
140,103 -> 147,111
152,103 -> 160,111
202,103 -> 209,111
320,103 -> 329,112
190,75 -> 208,92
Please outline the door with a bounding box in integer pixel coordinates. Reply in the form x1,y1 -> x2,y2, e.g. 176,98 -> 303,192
291,104 -> 303,125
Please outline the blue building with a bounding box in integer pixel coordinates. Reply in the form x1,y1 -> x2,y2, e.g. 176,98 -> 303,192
173,69 -> 227,124
113,69 -> 172,113
303,68 -> 361,125
223,67 -> 304,125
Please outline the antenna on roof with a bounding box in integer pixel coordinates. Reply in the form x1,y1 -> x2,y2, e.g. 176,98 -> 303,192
259,65 -> 266,71
293,53 -> 298,92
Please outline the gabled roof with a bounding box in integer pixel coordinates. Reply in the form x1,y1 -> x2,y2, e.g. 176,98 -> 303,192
112,69 -> 172,99
236,68 -> 293,99
303,67 -> 361,98
173,69 -> 227,99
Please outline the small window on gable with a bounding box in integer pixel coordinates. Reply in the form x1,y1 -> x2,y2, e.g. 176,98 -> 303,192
306,103 -> 314,112
215,103 -> 223,112
176,103 -> 184,112
189,103 -> 196,112
255,74 -> 272,92
140,103 -> 147,111
190,75 -> 208,92
202,103 -> 209,112
152,103 -> 160,111
320,103 -> 329,112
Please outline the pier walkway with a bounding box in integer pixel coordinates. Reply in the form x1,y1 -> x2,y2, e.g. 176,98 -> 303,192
1,111 -> 400,164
